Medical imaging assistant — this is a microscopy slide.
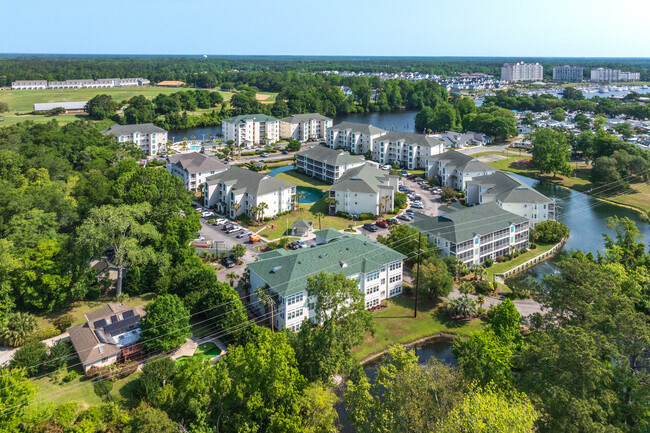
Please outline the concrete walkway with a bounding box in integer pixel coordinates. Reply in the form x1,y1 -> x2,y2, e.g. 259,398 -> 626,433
0,332 -> 70,367
170,338 -> 198,360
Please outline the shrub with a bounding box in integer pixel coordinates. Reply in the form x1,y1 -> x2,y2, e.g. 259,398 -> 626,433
531,220 -> 570,243
53,314 -> 75,333
520,248 -> 528,254
93,380 -> 114,400
63,370 -> 79,383
484,258 -> 494,268
477,307 -> 487,316
336,211 -> 350,219
496,256 -> 505,263
118,360 -> 139,379
47,340 -> 73,371
359,213 -> 373,220
53,402 -> 80,427
474,280 -> 493,295
529,243 -> 537,249
11,341 -> 48,376
30,326 -> 62,343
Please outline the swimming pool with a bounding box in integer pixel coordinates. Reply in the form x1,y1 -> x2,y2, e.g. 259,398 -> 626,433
268,164 -> 294,176
189,145 -> 202,151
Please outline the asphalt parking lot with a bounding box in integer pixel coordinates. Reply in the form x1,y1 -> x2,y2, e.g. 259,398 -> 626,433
400,176 -> 442,217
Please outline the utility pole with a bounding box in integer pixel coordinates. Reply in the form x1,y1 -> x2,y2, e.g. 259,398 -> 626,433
269,297 -> 276,332
414,232 -> 422,318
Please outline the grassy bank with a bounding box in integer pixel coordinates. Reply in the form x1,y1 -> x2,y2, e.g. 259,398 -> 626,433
355,294 -> 483,360
474,150 -> 650,215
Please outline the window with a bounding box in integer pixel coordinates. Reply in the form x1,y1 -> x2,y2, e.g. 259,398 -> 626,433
389,262 -> 402,271
365,298 -> 380,309
366,285 -> 380,295
389,275 -> 402,283
288,323 -> 302,332
366,270 -> 380,282
286,293 -> 304,306
389,285 -> 403,296
287,309 -> 304,321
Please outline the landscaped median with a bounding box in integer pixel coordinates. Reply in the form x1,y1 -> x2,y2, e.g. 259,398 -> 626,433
355,294 -> 483,361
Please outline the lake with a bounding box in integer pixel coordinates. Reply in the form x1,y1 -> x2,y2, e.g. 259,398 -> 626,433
509,173 -> 650,278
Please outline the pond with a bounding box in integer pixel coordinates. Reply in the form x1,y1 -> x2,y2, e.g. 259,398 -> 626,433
267,164 -> 324,204
508,173 -> 650,278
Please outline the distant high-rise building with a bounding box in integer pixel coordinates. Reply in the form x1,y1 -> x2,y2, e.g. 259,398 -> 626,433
552,65 -> 583,82
590,68 -> 641,82
500,62 -> 544,82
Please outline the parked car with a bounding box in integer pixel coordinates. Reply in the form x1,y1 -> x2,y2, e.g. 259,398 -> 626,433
222,223 -> 234,231
405,209 -> 415,215
398,186 -> 409,192
222,257 -> 236,268
249,234 -> 261,243
215,218 -> 227,225
194,235 -> 206,242
282,150 -> 289,155
386,218 -> 399,225
411,203 -> 424,209
202,211 -> 214,218
226,225 -> 241,233
236,230 -> 251,239
397,214 -> 413,221
376,220 -> 389,228
413,195 -> 422,201
288,241 -> 301,250
260,152 -> 269,157
381,165 -> 391,171
363,223 -> 379,232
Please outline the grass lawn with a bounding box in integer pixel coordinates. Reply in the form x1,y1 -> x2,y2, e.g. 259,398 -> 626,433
480,243 -> 556,290
257,92 -> 278,103
273,169 -> 330,191
0,113 -> 87,127
355,294 -> 483,360
0,87 -> 234,112
31,369 -> 141,410
34,293 -> 156,331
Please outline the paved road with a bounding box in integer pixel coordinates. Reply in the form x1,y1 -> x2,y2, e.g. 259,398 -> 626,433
447,288 -> 543,317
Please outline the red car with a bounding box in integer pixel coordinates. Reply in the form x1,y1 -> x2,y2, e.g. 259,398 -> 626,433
376,220 -> 389,228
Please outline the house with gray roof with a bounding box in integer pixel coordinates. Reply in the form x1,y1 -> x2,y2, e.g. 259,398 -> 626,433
166,152 -> 228,190
328,164 -> 399,215
425,150 -> 496,190
328,121 -> 388,155
436,131 -> 491,149
280,113 -> 333,142
465,171 -> 555,226
376,131 -> 445,169
291,220 -> 313,237
295,145 -> 366,183
67,303 -> 145,372
204,167 -> 296,220
101,123 -> 168,156
411,203 -> 529,267
247,233 -> 406,331
222,113 -> 280,147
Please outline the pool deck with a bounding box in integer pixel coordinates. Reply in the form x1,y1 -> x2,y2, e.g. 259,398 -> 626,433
170,338 -> 198,360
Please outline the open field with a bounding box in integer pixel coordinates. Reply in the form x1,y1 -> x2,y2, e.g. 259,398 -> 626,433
474,150 -> 650,215
0,86 -> 234,112
256,92 -> 278,104
34,293 -> 156,331
0,113 -> 87,127
355,294 -> 483,360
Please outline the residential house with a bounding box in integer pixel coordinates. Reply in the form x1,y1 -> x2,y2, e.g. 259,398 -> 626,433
222,114 -> 280,147
295,146 -> 366,183
280,113 -> 333,142
328,164 -> 399,216
327,122 -> 387,155
101,123 -> 168,156
465,171 -> 555,226
67,303 -> 145,372
247,233 -> 406,331
411,203 -> 530,267
166,152 -> 228,191
204,167 -> 295,219
376,131 -> 445,169
425,150 -> 496,190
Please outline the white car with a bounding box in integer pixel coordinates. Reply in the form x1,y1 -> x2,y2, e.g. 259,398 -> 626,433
202,211 -> 214,218
226,225 -> 241,234
381,165 -> 391,170
411,203 -> 424,209
215,218 -> 227,225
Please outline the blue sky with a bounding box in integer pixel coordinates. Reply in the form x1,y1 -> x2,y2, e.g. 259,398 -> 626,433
2,0 -> 649,57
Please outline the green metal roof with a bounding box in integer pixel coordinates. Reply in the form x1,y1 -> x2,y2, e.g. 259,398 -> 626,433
247,234 -> 406,297
222,113 -> 279,124
297,146 -> 365,167
313,228 -> 346,242
411,202 -> 528,244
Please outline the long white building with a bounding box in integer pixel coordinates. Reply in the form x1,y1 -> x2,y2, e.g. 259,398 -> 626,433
101,123 -> 168,156
376,131 -> 445,169
11,80 -> 48,90
295,146 -> 366,183
412,203 -> 530,267
465,171 -> 555,226
247,232 -> 406,331
501,62 -> 544,82
222,114 -> 280,147
328,122 -> 387,155
12,78 -> 149,90
328,164 -> 399,216
203,167 -> 295,220
166,152 -> 228,191
590,68 -> 641,82
552,65 -> 583,82
280,113 -> 333,142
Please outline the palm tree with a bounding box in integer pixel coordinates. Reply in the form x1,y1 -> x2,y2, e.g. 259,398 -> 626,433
381,195 -> 391,214
190,135 -> 196,141
249,205 -> 259,223
324,197 -> 337,215
444,296 -> 477,319
314,212 -> 324,230
294,192 -> 306,210
454,261 -> 465,283
477,294 -> 486,309
226,272 -> 238,287
459,280 -> 474,295
257,202 -> 269,222
230,202 -> 241,218
1,312 -> 37,347
255,286 -> 277,331
473,265 -> 486,282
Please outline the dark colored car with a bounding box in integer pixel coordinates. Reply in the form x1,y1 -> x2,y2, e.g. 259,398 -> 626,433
288,241 -> 300,250
222,257 -> 236,268
376,221 -> 389,228
282,150 -> 289,155
363,223 -> 379,232
386,218 -> 399,225
223,223 -> 234,231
